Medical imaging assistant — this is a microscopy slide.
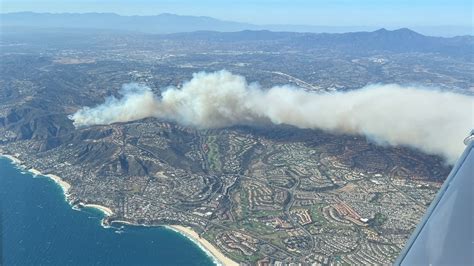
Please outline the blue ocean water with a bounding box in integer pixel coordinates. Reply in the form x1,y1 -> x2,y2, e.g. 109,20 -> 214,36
0,157 -> 215,266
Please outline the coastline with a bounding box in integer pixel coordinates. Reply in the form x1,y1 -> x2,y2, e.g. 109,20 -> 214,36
0,153 -> 112,219
81,203 -> 114,217
0,154 -> 22,165
168,225 -> 238,266
110,220 -> 239,266
0,153 -> 72,199
0,153 -> 234,266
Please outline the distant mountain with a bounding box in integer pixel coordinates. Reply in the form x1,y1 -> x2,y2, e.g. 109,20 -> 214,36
161,28 -> 474,58
290,28 -> 474,55
1,23 -> 472,59
0,12 -> 258,34
1,12 -> 472,37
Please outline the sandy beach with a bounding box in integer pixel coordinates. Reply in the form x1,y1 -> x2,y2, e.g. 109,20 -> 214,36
109,221 -> 237,265
168,225 -> 238,266
45,173 -> 72,194
110,220 -> 135,226
0,153 -> 22,165
0,153 -> 73,197
28,168 -> 42,176
82,203 -> 114,216
2,154 -> 114,220
1,153 -> 115,221
1,153 -> 232,265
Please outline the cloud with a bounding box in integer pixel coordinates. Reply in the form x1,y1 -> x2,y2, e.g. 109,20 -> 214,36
70,70 -> 474,164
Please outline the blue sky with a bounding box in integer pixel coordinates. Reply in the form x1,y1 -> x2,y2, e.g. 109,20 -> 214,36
1,0 -> 472,26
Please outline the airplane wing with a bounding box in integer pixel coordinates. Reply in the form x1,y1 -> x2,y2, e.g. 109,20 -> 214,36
395,130 -> 474,265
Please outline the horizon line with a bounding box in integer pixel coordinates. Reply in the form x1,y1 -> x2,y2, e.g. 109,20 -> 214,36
2,11 -> 471,28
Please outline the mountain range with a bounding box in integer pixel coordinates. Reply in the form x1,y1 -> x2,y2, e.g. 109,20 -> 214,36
1,12 -> 472,37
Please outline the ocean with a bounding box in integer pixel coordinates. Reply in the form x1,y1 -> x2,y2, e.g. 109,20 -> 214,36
0,157 -> 216,266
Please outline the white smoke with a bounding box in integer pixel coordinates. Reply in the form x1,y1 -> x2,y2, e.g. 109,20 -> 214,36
70,83 -> 158,126
70,70 -> 474,164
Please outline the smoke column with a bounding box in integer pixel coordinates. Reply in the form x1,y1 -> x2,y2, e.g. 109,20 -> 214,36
70,70 -> 474,164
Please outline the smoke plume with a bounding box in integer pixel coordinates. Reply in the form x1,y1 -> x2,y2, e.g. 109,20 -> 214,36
70,70 -> 474,164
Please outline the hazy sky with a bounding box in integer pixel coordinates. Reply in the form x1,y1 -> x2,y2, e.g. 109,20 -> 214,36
1,0 -> 472,26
